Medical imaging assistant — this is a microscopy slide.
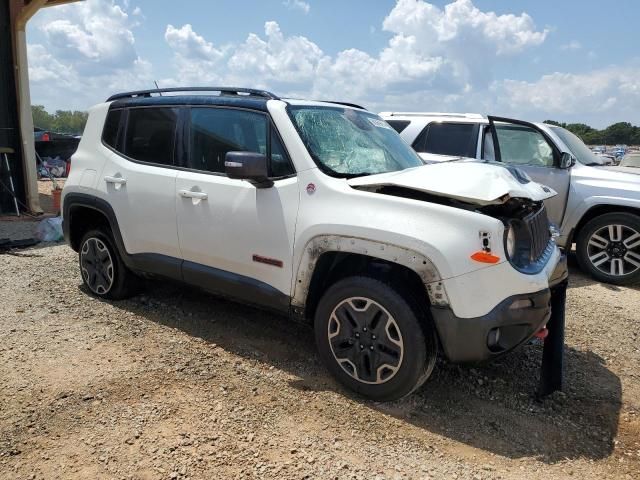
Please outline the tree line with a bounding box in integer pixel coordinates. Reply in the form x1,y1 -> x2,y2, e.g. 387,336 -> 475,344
31,105 -> 88,135
31,105 -> 640,145
543,120 -> 640,146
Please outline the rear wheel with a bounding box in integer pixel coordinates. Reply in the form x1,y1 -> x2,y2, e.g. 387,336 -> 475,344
314,276 -> 437,401
576,212 -> 640,285
79,228 -> 139,299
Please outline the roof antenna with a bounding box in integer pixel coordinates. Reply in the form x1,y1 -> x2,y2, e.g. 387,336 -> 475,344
154,80 -> 162,96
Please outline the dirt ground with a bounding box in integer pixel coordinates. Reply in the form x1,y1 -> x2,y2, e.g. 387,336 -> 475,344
0,240 -> 638,479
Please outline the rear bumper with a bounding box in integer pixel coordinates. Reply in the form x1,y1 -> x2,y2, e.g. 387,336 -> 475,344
431,254 -> 568,363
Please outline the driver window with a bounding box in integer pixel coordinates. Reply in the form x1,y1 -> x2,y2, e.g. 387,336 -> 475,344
487,124 -> 554,167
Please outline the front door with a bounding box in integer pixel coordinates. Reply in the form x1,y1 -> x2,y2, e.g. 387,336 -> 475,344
175,106 -> 299,308
484,117 -> 571,226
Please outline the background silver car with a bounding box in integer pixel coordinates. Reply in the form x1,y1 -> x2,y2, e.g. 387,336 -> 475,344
381,112 -> 640,285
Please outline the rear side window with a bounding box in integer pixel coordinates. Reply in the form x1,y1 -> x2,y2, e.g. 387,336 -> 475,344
102,109 -> 122,149
386,120 -> 410,133
123,108 -> 178,166
413,122 -> 478,158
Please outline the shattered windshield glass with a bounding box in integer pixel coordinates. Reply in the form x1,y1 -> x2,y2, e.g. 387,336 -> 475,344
288,106 -> 423,177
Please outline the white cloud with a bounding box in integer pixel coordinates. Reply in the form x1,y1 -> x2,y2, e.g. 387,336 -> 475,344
163,0 -> 548,106
27,0 -> 152,110
283,0 -> 310,14
493,66 -> 640,126
561,40 -> 582,51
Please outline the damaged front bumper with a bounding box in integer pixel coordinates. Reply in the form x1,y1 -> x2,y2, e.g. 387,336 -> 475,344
431,254 -> 568,364
430,255 -> 569,395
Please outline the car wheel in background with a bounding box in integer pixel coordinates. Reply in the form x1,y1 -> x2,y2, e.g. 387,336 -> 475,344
576,212 -> 640,285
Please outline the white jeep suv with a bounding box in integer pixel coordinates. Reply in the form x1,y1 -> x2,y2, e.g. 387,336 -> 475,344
62,88 -> 567,401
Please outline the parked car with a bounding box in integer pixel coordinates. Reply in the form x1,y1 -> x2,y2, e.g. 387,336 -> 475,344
62,88 -> 567,401
34,127 -> 80,163
595,153 -> 616,165
619,153 -> 640,168
381,112 -> 640,285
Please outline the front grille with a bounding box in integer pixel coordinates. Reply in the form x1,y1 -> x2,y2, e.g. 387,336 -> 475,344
525,206 -> 551,261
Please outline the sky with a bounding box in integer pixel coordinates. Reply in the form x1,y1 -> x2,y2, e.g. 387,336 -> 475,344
26,0 -> 640,128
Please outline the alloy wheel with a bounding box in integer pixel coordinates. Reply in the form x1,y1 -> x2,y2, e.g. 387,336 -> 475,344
80,237 -> 115,295
327,297 -> 404,385
587,224 -> 640,277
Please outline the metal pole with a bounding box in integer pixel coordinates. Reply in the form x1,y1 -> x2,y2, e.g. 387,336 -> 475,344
2,149 -> 20,216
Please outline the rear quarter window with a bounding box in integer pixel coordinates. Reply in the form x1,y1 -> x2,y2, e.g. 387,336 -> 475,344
102,109 -> 122,149
386,120 -> 411,133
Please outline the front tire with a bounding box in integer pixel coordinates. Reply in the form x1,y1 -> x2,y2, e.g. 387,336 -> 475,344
79,228 -> 139,300
576,212 -> 640,285
314,276 -> 437,401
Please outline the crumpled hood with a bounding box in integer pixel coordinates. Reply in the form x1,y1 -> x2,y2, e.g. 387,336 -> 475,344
347,160 -> 557,205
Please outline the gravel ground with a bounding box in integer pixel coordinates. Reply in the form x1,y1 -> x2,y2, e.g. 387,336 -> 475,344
0,242 -> 638,480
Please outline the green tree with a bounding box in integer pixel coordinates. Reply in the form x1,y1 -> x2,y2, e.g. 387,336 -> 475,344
31,106 -> 88,135
31,105 -> 54,130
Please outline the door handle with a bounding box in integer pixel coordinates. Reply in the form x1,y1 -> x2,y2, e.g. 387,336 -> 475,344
104,176 -> 127,185
179,189 -> 208,200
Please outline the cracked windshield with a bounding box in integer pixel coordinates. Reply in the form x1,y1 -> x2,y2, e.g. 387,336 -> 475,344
289,106 -> 422,177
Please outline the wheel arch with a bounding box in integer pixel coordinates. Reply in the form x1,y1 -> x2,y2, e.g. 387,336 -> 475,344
292,235 -> 442,322
63,193 -> 128,258
570,204 -> 640,246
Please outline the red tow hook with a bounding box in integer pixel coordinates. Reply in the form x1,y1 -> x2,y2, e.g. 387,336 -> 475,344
535,327 -> 549,340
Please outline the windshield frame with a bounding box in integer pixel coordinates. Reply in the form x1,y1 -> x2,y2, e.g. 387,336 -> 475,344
286,104 -> 424,178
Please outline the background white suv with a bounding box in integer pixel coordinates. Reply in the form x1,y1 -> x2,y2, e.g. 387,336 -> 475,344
62,88 -> 567,401
381,112 -> 640,285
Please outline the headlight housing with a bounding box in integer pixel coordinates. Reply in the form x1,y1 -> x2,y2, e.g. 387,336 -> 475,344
503,220 -> 533,269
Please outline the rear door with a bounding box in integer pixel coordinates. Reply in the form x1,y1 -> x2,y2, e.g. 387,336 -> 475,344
485,116 -> 571,226
98,106 -> 181,276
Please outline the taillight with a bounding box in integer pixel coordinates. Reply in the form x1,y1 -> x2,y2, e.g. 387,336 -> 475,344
42,132 -> 50,142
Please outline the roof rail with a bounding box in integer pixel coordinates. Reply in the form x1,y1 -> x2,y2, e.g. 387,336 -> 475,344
321,101 -> 367,110
382,112 -> 485,119
107,87 -> 280,102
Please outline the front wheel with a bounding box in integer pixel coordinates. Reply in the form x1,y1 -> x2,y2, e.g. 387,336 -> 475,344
576,212 -> 640,285
314,276 -> 437,401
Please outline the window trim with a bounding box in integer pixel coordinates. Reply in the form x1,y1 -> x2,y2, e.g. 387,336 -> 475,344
183,105 -> 297,180
411,121 -> 480,158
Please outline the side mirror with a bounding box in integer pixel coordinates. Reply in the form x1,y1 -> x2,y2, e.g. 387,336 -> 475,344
225,152 -> 273,188
560,152 -> 576,169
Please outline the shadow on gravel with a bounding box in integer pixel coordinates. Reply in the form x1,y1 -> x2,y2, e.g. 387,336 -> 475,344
100,277 -> 622,465
566,252 -> 640,291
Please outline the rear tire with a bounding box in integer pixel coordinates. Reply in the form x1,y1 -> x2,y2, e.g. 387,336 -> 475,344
314,276 -> 437,401
576,212 -> 640,285
78,228 -> 140,300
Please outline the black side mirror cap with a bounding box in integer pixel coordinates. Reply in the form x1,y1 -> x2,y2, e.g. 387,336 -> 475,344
560,152 -> 576,169
225,152 -> 273,188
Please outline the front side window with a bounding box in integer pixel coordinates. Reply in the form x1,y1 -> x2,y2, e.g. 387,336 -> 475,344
124,108 -> 178,165
189,108 -> 293,177
490,124 -> 555,167
288,106 -> 422,177
414,122 -> 477,158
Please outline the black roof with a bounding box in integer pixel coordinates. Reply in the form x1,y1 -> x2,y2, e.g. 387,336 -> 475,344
106,87 -> 367,111
110,94 -> 272,111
